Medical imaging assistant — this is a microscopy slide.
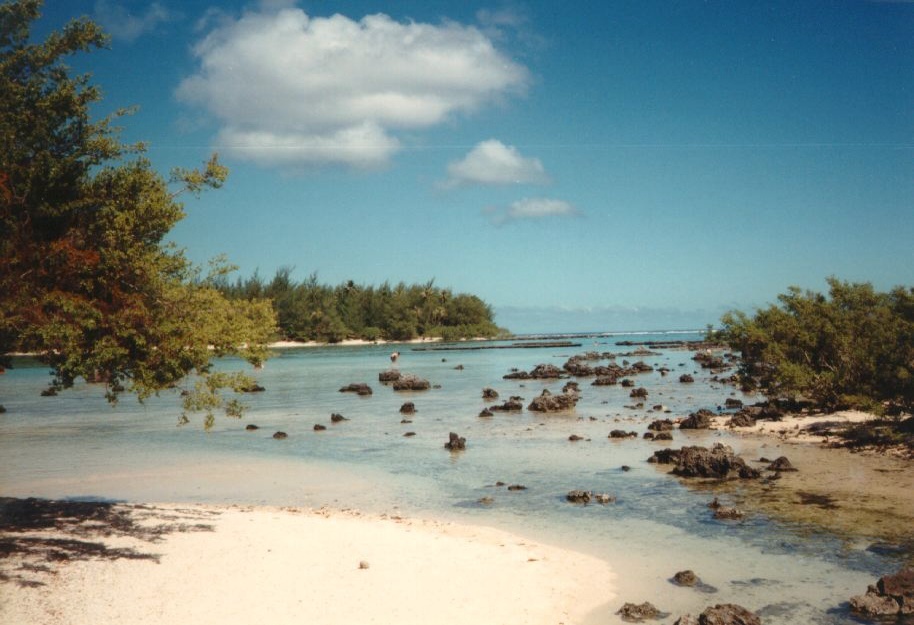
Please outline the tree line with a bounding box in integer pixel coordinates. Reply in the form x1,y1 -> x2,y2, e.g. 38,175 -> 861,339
215,270 -> 504,343
713,277 -> 914,417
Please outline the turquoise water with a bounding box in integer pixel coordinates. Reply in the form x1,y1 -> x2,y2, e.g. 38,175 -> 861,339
0,332 -> 904,623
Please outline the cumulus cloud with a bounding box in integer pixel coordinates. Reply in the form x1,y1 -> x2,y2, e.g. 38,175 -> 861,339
444,139 -> 549,187
488,197 -> 580,224
176,7 -> 530,170
94,0 -> 174,42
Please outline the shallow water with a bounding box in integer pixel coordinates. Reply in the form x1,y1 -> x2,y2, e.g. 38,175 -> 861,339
1,333 -> 907,624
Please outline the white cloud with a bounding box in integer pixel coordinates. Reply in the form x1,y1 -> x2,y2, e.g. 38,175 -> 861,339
94,1 -> 174,42
488,197 -> 580,224
444,139 -> 549,187
177,7 -> 529,170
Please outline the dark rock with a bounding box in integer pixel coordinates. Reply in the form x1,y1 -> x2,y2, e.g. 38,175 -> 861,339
679,374 -> 695,383
504,363 -> 564,380
648,448 -> 682,465
527,388 -> 579,412
399,402 -> 416,414
331,413 -> 348,422
672,570 -> 699,587
245,424 -> 259,431
766,456 -> 798,472
478,408 -> 494,418
339,382 -> 373,395
379,369 -> 401,382
609,430 -> 637,439
630,387 -> 649,398
569,434 -> 584,441
680,409 -> 714,430
0,405 -> 5,414
272,431 -> 288,440
507,484 -> 527,491
482,387 -> 499,400
728,411 -> 756,428
653,444 -> 760,479
713,506 -> 745,520
594,493 -> 616,504
673,616 -> 699,625
40,388 -> 57,397
653,431 -> 673,441
620,378 -> 635,387
621,465 -> 632,472
697,603 -> 760,625
444,432 -> 466,451
392,375 -> 431,391
313,424 -> 327,431
648,419 -> 674,432
643,432 -> 655,440
400,419 -> 412,424
566,490 -> 591,504
478,496 -> 494,505
241,383 -> 265,393
850,568 -> 914,617
631,361 -> 654,373
724,398 -> 743,409
490,397 -> 524,412
617,601 -> 661,621
403,431 -> 416,437
454,364 -> 464,370
592,375 -> 619,386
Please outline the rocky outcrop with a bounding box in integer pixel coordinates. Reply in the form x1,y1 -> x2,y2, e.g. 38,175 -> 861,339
680,409 -> 715,430
313,424 -> 326,431
679,374 -> 695,383
490,397 -> 524,412
727,411 -> 756,428
527,388 -> 579,412
609,429 -> 638,439
648,419 -> 674,432
630,387 -> 649,398
504,363 -> 564,380
672,570 -> 698,587
724,398 -> 743,409
378,369 -> 401,382
566,490 -> 615,505
272,431 -> 288,440
482,387 -> 499,400
592,375 -> 619,386
648,444 -> 760,479
245,424 -> 259,431
766,456 -> 798,472
399,402 -> 416,414
330,413 -> 348,422
675,604 -> 760,625
478,408 -> 494,418
850,568 -> 914,617
444,432 -> 466,451
339,382 -> 373,396
617,601 -> 661,621
392,375 -> 430,391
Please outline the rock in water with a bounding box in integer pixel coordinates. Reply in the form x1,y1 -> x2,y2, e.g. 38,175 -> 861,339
696,603 -> 760,625
444,432 -> 466,451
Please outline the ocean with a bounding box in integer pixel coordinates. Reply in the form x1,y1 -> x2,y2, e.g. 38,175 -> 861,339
0,331 -> 906,624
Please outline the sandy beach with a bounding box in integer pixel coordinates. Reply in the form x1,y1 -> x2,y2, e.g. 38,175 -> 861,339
0,502 -> 616,625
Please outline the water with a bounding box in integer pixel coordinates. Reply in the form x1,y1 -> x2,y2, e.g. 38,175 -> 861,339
0,332 -> 906,623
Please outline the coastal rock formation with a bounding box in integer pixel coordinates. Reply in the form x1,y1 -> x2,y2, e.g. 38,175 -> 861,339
527,388 -> 579,412
378,369 -> 401,382
680,409 -> 715,430
330,413 -> 348,422
713,506 -> 745,520
766,456 -> 798,472
609,430 -> 638,439
478,408 -> 494,418
399,402 -> 416,414
392,375 -> 430,391
648,419 -> 674,432
566,490 -> 591,504
695,603 -> 761,625
272,431 -> 288,440
482,387 -> 499,400
592,375 -> 619,386
679,374 -> 695,383
490,396 -> 524,412
313,424 -> 326,431
630,387 -> 649,399
652,431 -> 673,441
672,570 -> 699,587
245,424 -> 259,431
727,411 -> 756,428
617,601 -> 661,621
850,568 -> 914,617
504,363 -> 565,380
724,398 -> 743,409
339,382 -> 373,396
648,444 -> 760,479
444,432 -> 466,451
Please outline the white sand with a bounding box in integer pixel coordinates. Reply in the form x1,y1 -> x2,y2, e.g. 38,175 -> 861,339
712,409 -> 878,444
0,504 -> 616,625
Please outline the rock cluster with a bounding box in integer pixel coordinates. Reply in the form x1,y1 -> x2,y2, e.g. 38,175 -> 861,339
679,409 -> 715,430
527,388 -> 579,412
850,568 -> 914,617
392,374 -> 430,391
648,444 -> 760,479
504,363 -> 565,380
339,382 -> 372,395
674,604 -> 760,625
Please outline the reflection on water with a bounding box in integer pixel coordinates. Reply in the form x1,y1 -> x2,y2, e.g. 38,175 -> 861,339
1,333 -> 909,624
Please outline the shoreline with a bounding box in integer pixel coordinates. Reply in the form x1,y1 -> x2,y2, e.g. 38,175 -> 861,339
0,500 -> 616,625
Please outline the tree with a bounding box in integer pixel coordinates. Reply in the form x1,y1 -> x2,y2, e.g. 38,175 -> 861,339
713,278 -> 914,414
0,0 -> 277,427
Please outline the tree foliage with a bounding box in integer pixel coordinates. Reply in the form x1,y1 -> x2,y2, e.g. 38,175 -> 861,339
713,278 -> 914,414
216,270 -> 504,343
0,0 -> 277,424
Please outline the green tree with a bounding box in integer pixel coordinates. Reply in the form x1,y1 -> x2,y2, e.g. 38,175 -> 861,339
0,0 -> 277,426
713,278 -> 914,414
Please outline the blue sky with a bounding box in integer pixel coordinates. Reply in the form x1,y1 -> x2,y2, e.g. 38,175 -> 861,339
35,0 -> 914,333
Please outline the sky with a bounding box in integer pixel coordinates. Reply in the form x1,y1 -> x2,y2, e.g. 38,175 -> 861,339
32,0 -> 914,333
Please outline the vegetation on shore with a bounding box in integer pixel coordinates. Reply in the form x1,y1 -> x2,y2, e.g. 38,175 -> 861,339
215,270 -> 505,343
712,277 -> 914,450
0,1 -> 276,425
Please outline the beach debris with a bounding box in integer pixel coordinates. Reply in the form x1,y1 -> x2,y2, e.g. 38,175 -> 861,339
330,413 -> 348,423
392,374 -> 430,391
679,374 -> 695,383
339,382 -> 373,396
444,432 -> 466,451
379,369 -> 401,382
648,444 -> 760,480
245,424 -> 259,431
617,601 -> 662,621
399,402 -> 416,414
679,409 -> 715,430
482,387 -> 499,400
765,456 -> 798,472
850,567 -> 914,618
313,424 -> 326,431
527,388 -> 579,412
358,560 -> 370,570
272,431 -> 288,440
